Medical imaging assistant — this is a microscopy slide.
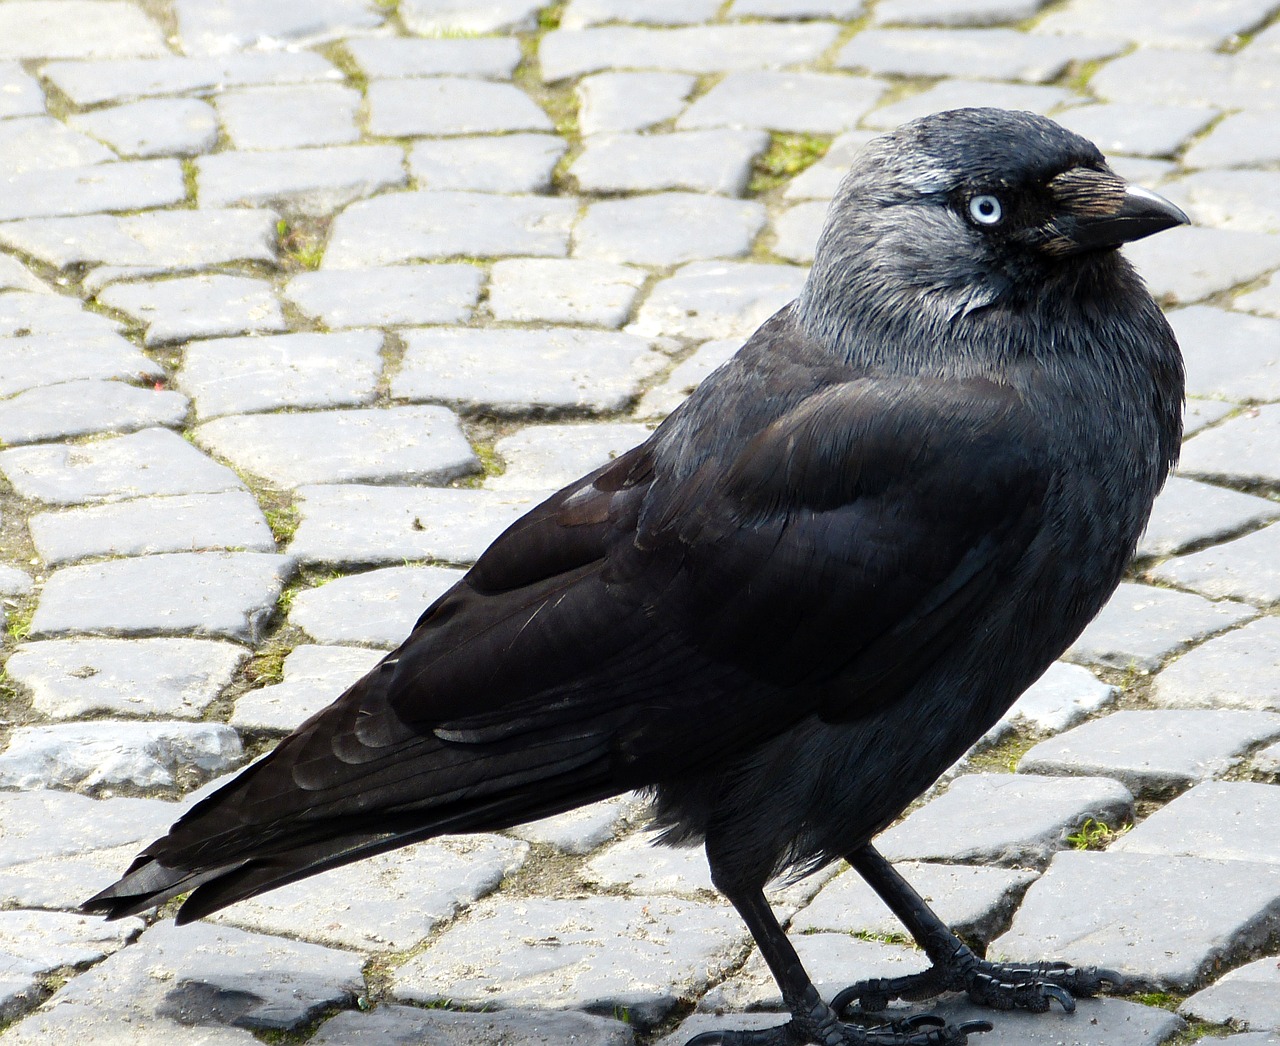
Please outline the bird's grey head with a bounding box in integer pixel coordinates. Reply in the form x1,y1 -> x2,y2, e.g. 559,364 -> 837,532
797,108 -> 1187,358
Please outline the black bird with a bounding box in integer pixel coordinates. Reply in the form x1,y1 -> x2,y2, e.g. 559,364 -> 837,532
85,109 -> 1187,1046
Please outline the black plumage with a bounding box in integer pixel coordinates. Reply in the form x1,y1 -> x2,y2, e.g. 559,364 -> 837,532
85,109 -> 1187,1046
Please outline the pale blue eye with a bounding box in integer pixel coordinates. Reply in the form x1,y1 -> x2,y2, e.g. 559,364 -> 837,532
968,194 -> 1003,225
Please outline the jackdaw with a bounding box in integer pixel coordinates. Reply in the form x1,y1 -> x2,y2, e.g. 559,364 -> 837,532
85,108 -> 1187,1046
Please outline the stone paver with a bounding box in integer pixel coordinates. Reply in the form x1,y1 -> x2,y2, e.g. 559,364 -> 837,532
1066,581 -> 1256,671
6,637 -> 247,720
992,850 -> 1280,990
876,773 -> 1134,868
178,329 -> 383,419
283,265 -> 482,327
194,406 -> 477,488
288,486 -> 543,567
1152,616 -> 1280,712
0,427 -> 243,506
28,552 -> 294,643
393,327 -> 666,414
1114,781 -> 1280,866
288,565 -> 464,647
1018,710 -> 1280,796
0,3 -> 1278,1044
393,894 -> 747,1028
28,490 -> 274,566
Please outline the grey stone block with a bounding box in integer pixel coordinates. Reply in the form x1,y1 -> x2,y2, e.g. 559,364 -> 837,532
1256,739 -> 1280,775
0,332 -> 160,397
0,62 -> 44,119
733,0 -> 865,12
576,72 -> 695,135
365,77 -> 551,137
196,144 -> 406,216
97,274 -> 285,346
195,406 -> 477,488
1066,581 -> 1255,671
990,661 -> 1115,737
487,422 -> 652,492
1053,103 -> 1217,159
398,0 -> 544,33
1090,50 -> 1280,111
570,129 -> 769,196
1167,169 -> 1280,235
408,134 -> 565,193
836,28 -> 1119,83
288,565 -> 464,647
678,72 -> 886,134
583,832 -> 716,897
1020,710 -> 1280,796
0,1 -> 166,60
1185,112 -> 1280,169
212,834 -> 527,951
288,485 -> 542,567
0,210 -> 279,272
699,933 -> 928,1014
1237,273 -> 1280,318
796,861 -> 1037,943
991,850 -> 1280,990
312,1006 -> 636,1046
864,80 -> 1072,130
178,329 -> 382,420
1184,398 -> 1238,437
0,116 -> 115,176
0,790 -> 181,870
0,159 -> 185,222
5,637 -> 247,720
876,773 -> 1134,868
1152,616 -> 1280,712
284,265 -> 482,327
0,1005 -> 260,1045
20,920 -> 364,1034
0,254 -> 48,293
214,83 -> 360,151
29,551 -> 294,643
0,567 -> 33,597
344,36 -> 522,79
394,327 -> 665,414
539,23 -> 842,81
919,998 -> 1183,1046
393,894 -> 747,1028
231,644 -> 383,731
1168,308 -> 1268,399
29,490 -> 274,567
637,338 -> 740,418
174,0 -> 384,55
67,98 -> 219,159
1181,405 -> 1280,486
0,427 -> 243,506
0,291 -> 120,337
628,261 -> 805,341
1124,226 -> 1280,304
1035,0 -> 1276,49
42,52 -> 342,108
872,0 -> 1046,24
1149,524 -> 1280,605
488,258 -> 645,327
510,794 -> 647,854
1113,781 -> 1280,866
0,379 -> 189,446
0,720 -> 242,792
1137,476 -> 1280,559
1180,954 -> 1280,1032
562,0 -> 722,27
771,200 -> 826,263
324,191 -> 576,267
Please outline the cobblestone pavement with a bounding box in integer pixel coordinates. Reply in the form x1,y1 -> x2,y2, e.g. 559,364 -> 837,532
1,1 -> 1279,1044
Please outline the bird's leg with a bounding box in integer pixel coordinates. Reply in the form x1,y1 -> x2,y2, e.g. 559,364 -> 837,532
831,845 -> 1117,1017
686,881 -> 991,1046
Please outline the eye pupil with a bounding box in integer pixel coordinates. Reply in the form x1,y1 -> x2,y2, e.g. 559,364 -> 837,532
968,194 -> 1003,226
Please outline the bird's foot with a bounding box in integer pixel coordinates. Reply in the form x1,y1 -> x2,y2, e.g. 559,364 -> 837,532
831,947 -> 1119,1016
684,986 -> 991,1045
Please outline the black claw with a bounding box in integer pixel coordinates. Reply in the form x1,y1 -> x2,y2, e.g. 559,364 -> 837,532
1041,983 -> 1075,1012
957,1021 -> 994,1036
898,1014 -> 947,1030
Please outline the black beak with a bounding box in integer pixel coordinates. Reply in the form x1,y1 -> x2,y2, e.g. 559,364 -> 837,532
1045,168 -> 1189,254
